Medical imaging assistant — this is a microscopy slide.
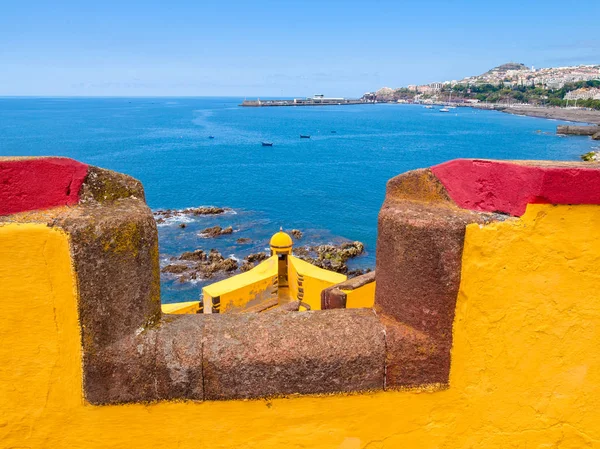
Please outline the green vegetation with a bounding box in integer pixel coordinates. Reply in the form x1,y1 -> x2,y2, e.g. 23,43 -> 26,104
581,151 -> 599,161
384,80 -> 600,110
448,80 -> 600,109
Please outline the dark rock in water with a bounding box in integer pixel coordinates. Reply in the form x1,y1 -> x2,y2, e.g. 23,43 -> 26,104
179,249 -> 207,261
347,268 -> 372,278
240,261 -> 256,272
153,206 -> 226,221
179,223 -> 187,229
290,229 -> 303,240
293,246 -> 311,257
293,241 -> 366,274
195,256 -> 238,278
593,132 -> 600,141
200,225 -> 234,238
236,237 -> 252,244
245,252 -> 268,263
188,206 -> 225,215
208,249 -> 224,262
219,259 -> 238,272
161,264 -> 189,274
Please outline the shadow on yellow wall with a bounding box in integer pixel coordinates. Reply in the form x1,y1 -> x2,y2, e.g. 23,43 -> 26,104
1,204 -> 600,448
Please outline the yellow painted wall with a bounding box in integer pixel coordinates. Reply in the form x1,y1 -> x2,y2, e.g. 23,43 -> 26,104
342,281 -> 376,309
2,204 -> 600,448
202,256 -> 277,313
161,301 -> 201,314
289,256 -> 347,311
288,255 -> 300,303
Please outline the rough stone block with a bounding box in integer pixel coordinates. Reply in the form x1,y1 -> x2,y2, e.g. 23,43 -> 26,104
202,309 -> 385,400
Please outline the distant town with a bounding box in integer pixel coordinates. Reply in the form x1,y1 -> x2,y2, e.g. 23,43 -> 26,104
369,63 -> 600,109
241,63 -> 600,114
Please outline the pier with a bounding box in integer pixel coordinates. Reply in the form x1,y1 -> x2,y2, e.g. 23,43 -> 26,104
240,93 -> 370,107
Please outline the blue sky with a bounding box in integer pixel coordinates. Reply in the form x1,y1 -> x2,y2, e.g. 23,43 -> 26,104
1,0 -> 599,97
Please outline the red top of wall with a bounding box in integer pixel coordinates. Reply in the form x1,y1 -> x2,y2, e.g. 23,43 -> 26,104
431,159 -> 600,216
0,158 -> 88,215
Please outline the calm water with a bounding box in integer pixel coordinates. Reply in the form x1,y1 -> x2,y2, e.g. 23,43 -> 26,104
1,97 -> 596,302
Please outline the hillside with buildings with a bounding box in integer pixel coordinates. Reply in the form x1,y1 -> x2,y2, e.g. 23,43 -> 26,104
371,63 -> 600,109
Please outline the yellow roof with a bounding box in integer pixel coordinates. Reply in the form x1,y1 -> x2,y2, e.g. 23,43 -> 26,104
270,229 -> 293,249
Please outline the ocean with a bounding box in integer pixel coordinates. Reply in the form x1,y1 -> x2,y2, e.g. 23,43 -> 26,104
1,97 -> 596,303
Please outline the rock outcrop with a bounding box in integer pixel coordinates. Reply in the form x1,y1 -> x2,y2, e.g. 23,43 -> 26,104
161,249 -> 238,280
199,226 -> 233,237
557,125 -> 600,136
293,241 -> 365,274
153,206 -> 226,223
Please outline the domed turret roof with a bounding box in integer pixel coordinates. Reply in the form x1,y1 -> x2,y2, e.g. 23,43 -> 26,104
270,228 -> 293,250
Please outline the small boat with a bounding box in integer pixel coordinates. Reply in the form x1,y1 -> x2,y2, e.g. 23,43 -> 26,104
262,142 -> 273,147
440,108 -> 450,112
208,136 -> 215,139
424,105 -> 433,109
300,135 -> 311,139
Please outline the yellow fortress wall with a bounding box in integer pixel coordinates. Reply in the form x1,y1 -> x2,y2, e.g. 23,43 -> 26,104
2,202 -> 600,447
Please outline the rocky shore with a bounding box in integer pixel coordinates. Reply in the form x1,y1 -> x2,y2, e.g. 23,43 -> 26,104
154,206 -> 226,224
160,239 -> 369,285
483,105 -> 600,125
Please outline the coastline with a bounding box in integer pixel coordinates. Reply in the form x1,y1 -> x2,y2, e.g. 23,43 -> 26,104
471,104 -> 600,125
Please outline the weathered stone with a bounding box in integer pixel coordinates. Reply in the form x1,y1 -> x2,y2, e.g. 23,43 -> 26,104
202,309 -> 385,400
79,165 -> 146,204
374,169 -> 495,387
86,315 -> 204,404
380,315 -> 443,388
593,132 -> 600,140
51,198 -> 161,357
321,271 -> 376,309
290,229 -> 303,239
155,315 -> 204,400
84,329 -> 157,405
236,237 -> 252,244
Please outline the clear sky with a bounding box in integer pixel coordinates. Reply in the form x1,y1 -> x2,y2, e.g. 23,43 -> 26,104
1,0 -> 599,97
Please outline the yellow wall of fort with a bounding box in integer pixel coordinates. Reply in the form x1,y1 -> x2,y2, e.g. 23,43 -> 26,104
342,281 -> 376,309
202,256 -> 277,313
289,255 -> 347,310
2,203 -> 600,448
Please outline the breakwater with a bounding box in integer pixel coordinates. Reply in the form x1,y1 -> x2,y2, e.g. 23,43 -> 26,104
557,125 -> 600,136
240,97 -> 368,107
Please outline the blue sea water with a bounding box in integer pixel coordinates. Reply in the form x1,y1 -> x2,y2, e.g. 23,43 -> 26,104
1,97 -> 597,302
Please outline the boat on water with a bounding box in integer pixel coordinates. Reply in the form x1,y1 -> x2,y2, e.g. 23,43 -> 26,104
300,135 -> 311,139
262,142 -> 273,147
209,136 -> 215,139
424,105 -> 433,109
440,108 -> 450,112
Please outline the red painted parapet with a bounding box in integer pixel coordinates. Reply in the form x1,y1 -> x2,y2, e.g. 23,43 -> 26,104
432,159 -> 600,216
0,157 -> 88,215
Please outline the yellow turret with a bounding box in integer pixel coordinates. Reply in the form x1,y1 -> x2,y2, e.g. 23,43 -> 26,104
269,227 -> 293,255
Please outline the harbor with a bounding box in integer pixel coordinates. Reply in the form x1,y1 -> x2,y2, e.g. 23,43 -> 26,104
240,93 -> 372,107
